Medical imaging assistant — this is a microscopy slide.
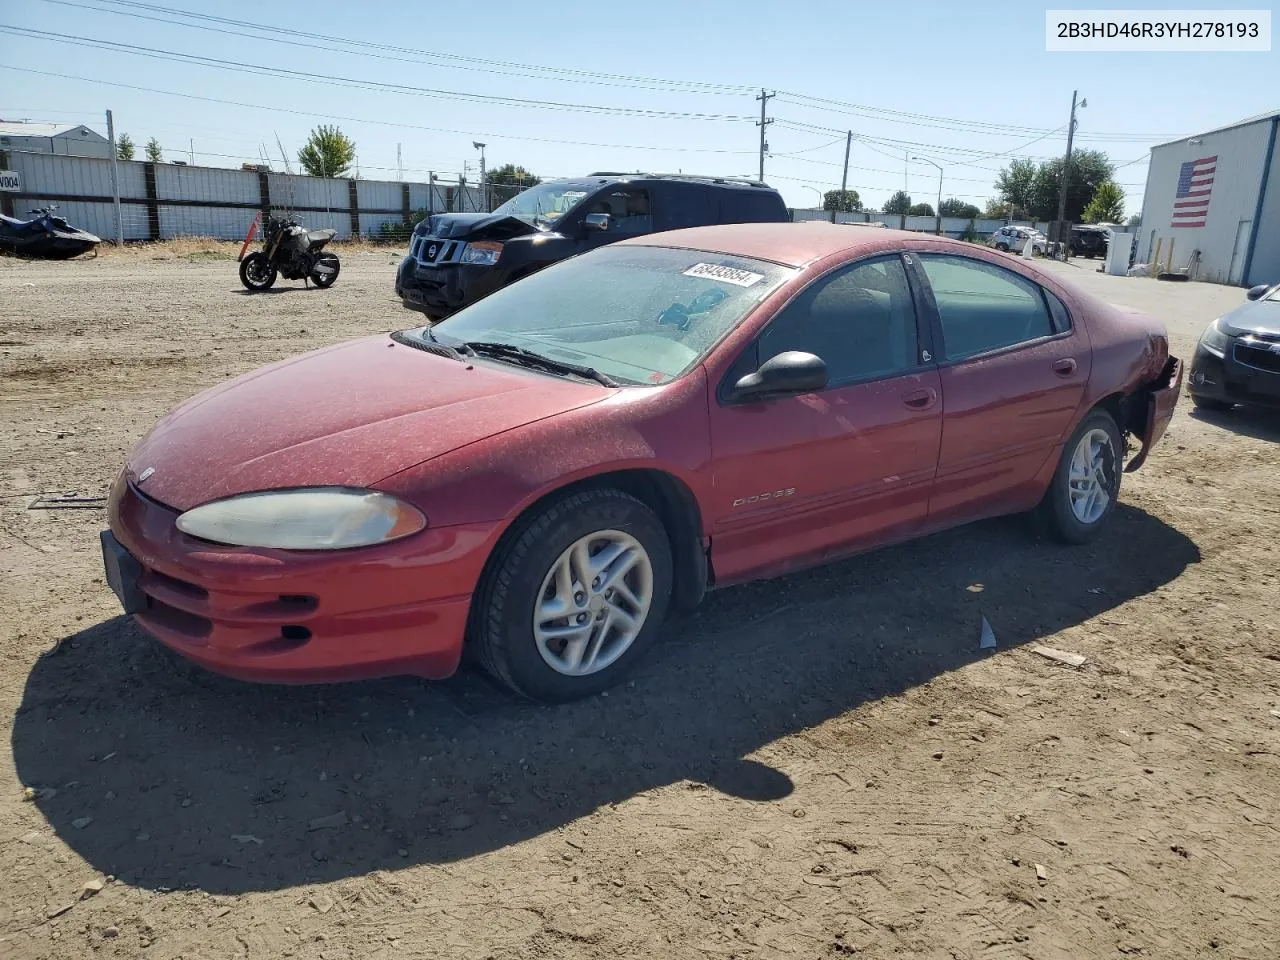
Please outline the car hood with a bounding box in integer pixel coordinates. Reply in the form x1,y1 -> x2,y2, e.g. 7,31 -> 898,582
1221,299 -> 1280,337
126,335 -> 608,512
414,212 -> 540,242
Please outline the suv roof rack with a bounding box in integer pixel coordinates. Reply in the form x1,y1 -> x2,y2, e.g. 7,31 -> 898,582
586,172 -> 770,188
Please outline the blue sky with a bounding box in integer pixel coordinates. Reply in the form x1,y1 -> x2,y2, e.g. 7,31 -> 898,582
0,0 -> 1275,215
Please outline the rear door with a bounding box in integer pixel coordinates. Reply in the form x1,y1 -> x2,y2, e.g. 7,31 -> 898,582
708,254 -> 943,583
912,253 -> 1089,525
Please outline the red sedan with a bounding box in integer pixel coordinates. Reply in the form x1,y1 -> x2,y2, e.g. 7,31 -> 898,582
102,224 -> 1182,702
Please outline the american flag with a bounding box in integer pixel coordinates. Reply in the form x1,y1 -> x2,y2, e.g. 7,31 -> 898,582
1171,155 -> 1216,228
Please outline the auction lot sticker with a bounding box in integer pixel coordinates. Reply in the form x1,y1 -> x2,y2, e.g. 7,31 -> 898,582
683,263 -> 764,287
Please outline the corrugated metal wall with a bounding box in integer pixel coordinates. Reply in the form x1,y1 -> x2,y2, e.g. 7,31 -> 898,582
790,208 -> 1027,239
1,151 -> 480,241
1139,121 -> 1271,285
1243,120 -> 1279,287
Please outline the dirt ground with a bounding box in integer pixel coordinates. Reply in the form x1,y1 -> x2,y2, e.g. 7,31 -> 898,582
1,244 -> 1278,960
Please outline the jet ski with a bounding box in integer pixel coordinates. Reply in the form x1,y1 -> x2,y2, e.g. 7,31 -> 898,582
0,206 -> 102,259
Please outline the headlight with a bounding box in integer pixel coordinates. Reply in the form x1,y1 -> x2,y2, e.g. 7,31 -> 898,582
1199,317 -> 1230,357
175,487 -> 426,550
460,241 -> 503,265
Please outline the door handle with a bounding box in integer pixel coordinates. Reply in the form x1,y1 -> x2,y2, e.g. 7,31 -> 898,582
1053,358 -> 1077,376
902,388 -> 937,410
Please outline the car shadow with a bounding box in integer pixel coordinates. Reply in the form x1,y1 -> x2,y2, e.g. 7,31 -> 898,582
231,287 -> 316,296
1189,404 -> 1280,443
12,505 -> 1199,895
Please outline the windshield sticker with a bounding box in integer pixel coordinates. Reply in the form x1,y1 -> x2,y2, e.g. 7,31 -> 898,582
683,263 -> 765,287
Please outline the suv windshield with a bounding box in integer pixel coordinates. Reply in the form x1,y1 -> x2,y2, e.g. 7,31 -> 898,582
491,181 -> 593,229
407,246 -> 795,385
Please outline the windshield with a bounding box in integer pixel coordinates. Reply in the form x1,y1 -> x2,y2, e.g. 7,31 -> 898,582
407,245 -> 795,385
491,181 -> 593,228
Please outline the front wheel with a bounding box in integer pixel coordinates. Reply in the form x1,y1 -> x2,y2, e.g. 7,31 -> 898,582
996,242 -> 1010,252
310,252 -> 340,289
1036,410 -> 1123,544
238,252 -> 277,291
470,488 -> 673,702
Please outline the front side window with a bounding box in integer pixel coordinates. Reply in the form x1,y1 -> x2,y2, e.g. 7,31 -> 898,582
584,188 -> 652,235
756,256 -> 919,385
491,181 -> 593,228
918,255 -> 1053,361
416,246 -> 795,385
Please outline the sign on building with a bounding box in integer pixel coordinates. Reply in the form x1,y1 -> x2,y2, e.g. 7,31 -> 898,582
0,170 -> 20,192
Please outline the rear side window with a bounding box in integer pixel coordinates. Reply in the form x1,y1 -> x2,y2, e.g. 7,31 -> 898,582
719,190 -> 787,224
918,255 -> 1053,361
658,183 -> 715,230
1044,288 -> 1072,332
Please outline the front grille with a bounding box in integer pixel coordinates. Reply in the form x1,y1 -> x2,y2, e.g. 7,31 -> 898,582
1234,342 -> 1280,374
414,236 -> 462,266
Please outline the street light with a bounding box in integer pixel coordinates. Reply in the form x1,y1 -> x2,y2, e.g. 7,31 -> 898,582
472,141 -> 487,211
911,156 -> 943,234
803,185 -> 824,211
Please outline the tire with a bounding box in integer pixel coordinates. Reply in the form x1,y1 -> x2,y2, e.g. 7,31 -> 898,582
310,253 -> 340,288
470,487 -> 673,702
1191,393 -> 1232,412
238,252 -> 277,291
996,242 -> 1010,252
1036,409 -> 1123,545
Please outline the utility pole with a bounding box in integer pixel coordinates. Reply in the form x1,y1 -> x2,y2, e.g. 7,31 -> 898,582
1056,89 -> 1086,258
473,141 -> 487,211
189,138 -> 195,166
104,109 -> 123,246
396,143 -> 403,182
833,129 -> 852,223
755,89 -> 774,183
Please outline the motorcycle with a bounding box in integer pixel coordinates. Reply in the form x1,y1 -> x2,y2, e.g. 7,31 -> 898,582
237,214 -> 340,291
0,205 -> 101,259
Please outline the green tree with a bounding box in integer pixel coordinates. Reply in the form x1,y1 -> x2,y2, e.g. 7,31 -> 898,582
297,125 -> 356,178
1127,213 -> 1142,227
116,133 -> 135,161
939,198 -> 981,218
822,189 -> 862,212
984,198 -> 1011,219
1082,180 -> 1125,223
145,137 -> 163,163
882,190 -> 912,215
994,157 -> 1037,219
1026,149 -> 1114,221
908,202 -> 936,216
484,163 -> 541,188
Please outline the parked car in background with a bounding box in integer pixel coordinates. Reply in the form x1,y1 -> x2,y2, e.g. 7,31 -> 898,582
990,225 -> 1047,255
1070,224 -> 1110,258
396,173 -> 790,320
1188,281 -> 1280,411
104,224 -> 1181,702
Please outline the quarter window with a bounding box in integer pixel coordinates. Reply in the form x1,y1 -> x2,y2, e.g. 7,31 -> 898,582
918,255 -> 1053,361
756,256 -> 919,385
1044,288 -> 1073,333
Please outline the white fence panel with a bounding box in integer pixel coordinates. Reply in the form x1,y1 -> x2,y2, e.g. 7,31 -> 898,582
357,180 -> 401,212
359,212 -> 406,237
159,204 -> 258,240
269,173 -> 348,212
408,183 -> 448,213
10,151 -> 146,199
157,164 -> 258,204
13,197 -> 149,240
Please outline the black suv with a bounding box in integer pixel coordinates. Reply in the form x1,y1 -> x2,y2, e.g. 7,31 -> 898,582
396,173 -> 789,318
1070,224 -> 1109,259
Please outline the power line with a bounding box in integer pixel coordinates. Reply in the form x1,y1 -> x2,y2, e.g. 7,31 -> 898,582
0,25 -> 758,123
0,65 -> 763,156
39,0 -> 756,96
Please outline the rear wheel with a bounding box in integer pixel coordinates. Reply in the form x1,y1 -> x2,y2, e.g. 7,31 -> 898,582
470,488 -> 672,702
238,252 -> 277,291
1036,409 -> 1123,544
309,252 -> 340,288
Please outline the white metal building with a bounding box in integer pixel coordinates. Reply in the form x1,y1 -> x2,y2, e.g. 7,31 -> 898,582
0,121 -> 112,159
1139,109 -> 1279,287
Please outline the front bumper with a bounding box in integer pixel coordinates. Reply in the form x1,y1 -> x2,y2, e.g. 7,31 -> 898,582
1189,341 -> 1280,408
104,478 -> 498,684
395,255 -> 506,315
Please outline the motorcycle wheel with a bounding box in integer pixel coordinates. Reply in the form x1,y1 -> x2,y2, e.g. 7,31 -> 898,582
239,252 -> 277,291
310,253 -> 340,289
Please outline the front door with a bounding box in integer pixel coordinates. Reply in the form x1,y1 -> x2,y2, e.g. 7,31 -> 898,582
913,253 -> 1090,524
708,254 -> 943,584
579,186 -> 655,251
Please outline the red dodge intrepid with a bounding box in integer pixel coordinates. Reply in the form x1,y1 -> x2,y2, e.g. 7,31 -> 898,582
103,224 -> 1181,702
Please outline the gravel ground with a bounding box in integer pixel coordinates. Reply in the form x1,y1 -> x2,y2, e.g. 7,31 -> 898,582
1,246 -> 1278,960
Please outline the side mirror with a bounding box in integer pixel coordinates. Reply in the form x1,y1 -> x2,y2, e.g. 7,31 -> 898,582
1246,283 -> 1271,301
583,213 -> 610,232
733,351 -> 828,400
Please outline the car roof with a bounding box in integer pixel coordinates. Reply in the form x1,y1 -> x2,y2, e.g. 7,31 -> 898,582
618,222 -> 969,268
546,174 -> 778,194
